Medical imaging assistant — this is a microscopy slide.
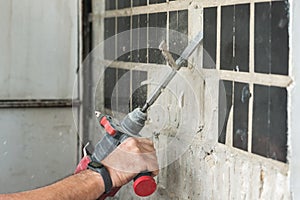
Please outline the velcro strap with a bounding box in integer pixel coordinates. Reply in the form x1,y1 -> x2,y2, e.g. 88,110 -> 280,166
88,163 -> 113,193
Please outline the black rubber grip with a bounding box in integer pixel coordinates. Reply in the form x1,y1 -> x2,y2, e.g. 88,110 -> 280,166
133,172 -> 152,181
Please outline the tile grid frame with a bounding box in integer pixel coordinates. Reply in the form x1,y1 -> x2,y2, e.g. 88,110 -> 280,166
209,0 -> 290,162
100,0 -> 290,163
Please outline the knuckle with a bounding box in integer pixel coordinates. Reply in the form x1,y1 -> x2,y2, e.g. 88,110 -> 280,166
148,140 -> 154,146
126,137 -> 138,146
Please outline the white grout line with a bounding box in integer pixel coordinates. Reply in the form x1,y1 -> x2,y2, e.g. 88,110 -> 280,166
196,0 -> 283,8
100,0 -> 283,18
104,1 -> 190,17
248,83 -> 254,152
247,1 -> 255,153
219,70 -> 292,87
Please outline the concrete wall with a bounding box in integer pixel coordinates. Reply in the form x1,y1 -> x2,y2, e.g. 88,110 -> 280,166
0,0 -> 79,193
290,0 -> 300,198
0,0 -> 78,99
0,108 -> 78,192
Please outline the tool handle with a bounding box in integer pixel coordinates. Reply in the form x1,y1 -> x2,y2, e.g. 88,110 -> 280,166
120,134 -> 157,197
133,172 -> 157,197
97,114 -> 157,198
98,172 -> 156,199
119,135 -> 157,197
97,173 -> 156,200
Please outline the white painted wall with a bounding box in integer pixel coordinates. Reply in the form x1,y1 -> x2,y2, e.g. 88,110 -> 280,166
290,0 -> 300,198
0,108 -> 77,193
0,0 -> 79,193
0,0 -> 78,99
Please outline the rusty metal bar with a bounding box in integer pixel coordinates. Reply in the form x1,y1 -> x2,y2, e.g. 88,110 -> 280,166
0,99 -> 81,108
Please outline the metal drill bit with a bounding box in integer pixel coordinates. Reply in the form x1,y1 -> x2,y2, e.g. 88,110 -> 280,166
141,32 -> 203,113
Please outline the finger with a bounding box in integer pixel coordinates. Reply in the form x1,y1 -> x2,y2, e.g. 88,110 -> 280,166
138,142 -> 156,153
121,137 -> 155,154
122,137 -> 152,146
147,159 -> 159,175
135,137 -> 154,146
151,169 -> 159,177
143,154 -> 159,172
143,152 -> 158,163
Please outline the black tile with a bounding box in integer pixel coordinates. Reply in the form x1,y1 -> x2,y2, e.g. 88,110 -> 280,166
269,86 -> 287,162
117,69 -> 130,113
271,1 -> 289,75
118,0 -> 131,9
235,4 -> 250,72
157,12 -> 167,64
218,80 -> 233,144
221,5 -> 250,71
132,70 -> 148,110
255,3 -> 271,74
233,82 -> 250,151
157,12 -> 167,28
117,17 -> 131,61
104,18 -> 116,39
252,85 -> 287,162
105,0 -> 116,10
132,14 -> 149,63
169,11 -> 179,58
221,6 -> 234,71
252,85 -> 269,157
117,17 -> 130,33
132,15 -> 139,62
133,0 -> 147,7
149,12 -> 167,64
104,67 -> 117,109
255,1 -> 289,75
169,10 -> 188,63
178,10 -> 188,34
149,0 -> 166,4
149,13 -> 158,64
104,18 -> 116,60
177,10 -> 188,58
203,7 -> 217,69
139,14 -> 148,63
169,11 -> 178,30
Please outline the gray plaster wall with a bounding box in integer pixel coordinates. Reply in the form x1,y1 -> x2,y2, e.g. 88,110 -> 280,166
290,0 -> 300,198
0,108 -> 78,193
0,0 -> 79,193
116,144 -> 289,200
0,0 -> 78,99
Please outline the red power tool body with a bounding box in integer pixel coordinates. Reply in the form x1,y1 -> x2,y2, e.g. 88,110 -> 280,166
75,108 -> 156,199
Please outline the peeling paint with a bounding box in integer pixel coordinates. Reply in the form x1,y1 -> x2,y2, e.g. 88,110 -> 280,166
259,169 -> 265,198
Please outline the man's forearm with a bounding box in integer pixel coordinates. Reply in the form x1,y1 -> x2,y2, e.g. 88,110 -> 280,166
0,170 -> 104,200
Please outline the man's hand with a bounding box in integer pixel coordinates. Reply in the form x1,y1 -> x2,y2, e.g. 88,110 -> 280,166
0,137 -> 159,200
101,137 -> 159,188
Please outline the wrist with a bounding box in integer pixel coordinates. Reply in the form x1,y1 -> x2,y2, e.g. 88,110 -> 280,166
87,169 -> 104,185
88,159 -> 113,193
77,169 -> 105,198
75,156 -> 113,196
